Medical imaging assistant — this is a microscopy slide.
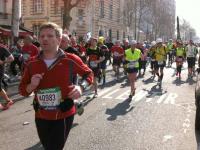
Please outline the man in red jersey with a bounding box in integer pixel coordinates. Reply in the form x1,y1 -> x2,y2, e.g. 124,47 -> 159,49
111,40 -> 124,80
19,22 -> 93,150
22,35 -> 39,62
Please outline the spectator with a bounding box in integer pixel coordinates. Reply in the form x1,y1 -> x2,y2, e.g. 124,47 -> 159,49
0,44 -> 14,110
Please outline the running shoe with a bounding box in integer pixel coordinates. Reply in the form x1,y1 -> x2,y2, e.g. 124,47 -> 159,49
6,100 -> 14,108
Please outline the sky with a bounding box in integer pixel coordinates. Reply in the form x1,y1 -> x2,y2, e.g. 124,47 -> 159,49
176,0 -> 200,37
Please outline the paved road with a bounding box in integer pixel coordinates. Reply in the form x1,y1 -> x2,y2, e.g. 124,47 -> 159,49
0,63 -> 197,150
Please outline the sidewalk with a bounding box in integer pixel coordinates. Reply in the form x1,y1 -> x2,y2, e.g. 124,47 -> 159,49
0,80 -> 25,104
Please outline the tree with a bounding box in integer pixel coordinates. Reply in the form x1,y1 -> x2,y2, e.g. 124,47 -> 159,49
62,0 -> 82,30
179,19 -> 196,41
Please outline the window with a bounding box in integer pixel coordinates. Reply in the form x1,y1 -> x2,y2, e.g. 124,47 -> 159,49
109,4 -> 113,19
78,9 -> 84,26
0,0 -> 5,13
99,29 -> 104,36
117,8 -> 120,22
117,30 -> 119,40
33,0 -> 43,13
33,24 -> 41,37
54,0 -> 59,14
109,29 -> 112,40
99,0 -> 104,18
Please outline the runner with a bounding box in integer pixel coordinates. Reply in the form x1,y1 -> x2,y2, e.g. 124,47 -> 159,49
111,40 -> 124,80
186,40 -> 197,78
0,44 -> 14,110
21,35 -> 39,71
70,36 -> 86,62
124,40 -> 143,101
60,34 -> 80,57
105,38 -> 113,65
19,22 -> 93,150
167,39 -> 174,67
122,39 -> 130,75
139,42 -> 148,76
175,40 -> 186,79
154,38 -> 167,87
86,37 -> 105,97
149,41 -> 157,77
98,37 -> 109,85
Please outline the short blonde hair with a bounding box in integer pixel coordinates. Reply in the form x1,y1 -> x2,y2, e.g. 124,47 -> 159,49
39,22 -> 62,38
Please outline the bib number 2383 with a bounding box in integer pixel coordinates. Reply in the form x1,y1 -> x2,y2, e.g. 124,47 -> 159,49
37,87 -> 61,110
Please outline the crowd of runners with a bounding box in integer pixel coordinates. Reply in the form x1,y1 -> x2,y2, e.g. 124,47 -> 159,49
0,22 -> 200,149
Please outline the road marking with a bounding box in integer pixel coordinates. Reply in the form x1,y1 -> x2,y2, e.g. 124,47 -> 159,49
98,88 -> 112,97
164,93 -> 178,104
162,135 -> 173,142
115,90 -> 130,100
102,103 -> 106,106
98,88 -> 179,105
133,90 -> 148,103
102,89 -> 120,99
183,122 -> 190,128
156,93 -> 167,104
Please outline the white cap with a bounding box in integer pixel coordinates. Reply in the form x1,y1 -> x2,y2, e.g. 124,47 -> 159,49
156,38 -> 163,43
130,40 -> 137,45
151,41 -> 156,46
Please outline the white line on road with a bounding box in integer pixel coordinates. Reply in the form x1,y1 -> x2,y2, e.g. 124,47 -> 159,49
133,90 -> 148,103
115,90 -> 130,100
98,88 -> 113,97
164,93 -> 178,104
162,135 -> 173,142
102,89 -> 120,99
156,93 -> 168,104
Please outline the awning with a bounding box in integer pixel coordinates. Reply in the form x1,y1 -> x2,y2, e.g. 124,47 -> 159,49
0,25 -> 33,37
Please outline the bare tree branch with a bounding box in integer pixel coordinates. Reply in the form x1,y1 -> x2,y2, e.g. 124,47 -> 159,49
70,0 -> 81,9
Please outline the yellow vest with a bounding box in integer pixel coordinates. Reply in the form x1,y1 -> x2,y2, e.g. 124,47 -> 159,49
176,47 -> 185,57
155,46 -> 167,61
125,48 -> 141,68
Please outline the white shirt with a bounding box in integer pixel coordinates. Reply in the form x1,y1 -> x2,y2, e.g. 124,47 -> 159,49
186,45 -> 196,58
44,58 -> 57,68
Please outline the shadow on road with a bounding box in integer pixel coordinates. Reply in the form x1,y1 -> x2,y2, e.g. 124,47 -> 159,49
71,123 -> 79,129
143,85 -> 167,98
172,78 -> 187,86
25,142 -> 44,150
82,95 -> 95,107
186,77 -> 196,85
142,76 -> 156,85
99,76 -> 127,89
105,99 -> 134,121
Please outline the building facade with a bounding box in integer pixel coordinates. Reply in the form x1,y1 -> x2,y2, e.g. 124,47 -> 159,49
0,0 -> 12,25
22,0 -> 128,41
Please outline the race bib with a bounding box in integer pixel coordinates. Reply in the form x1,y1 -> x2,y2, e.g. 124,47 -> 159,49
90,61 -> 98,68
37,87 -> 62,110
188,54 -> 194,57
169,51 -> 172,54
158,61 -> 164,65
23,53 -> 30,61
113,52 -> 119,57
128,61 -> 138,69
